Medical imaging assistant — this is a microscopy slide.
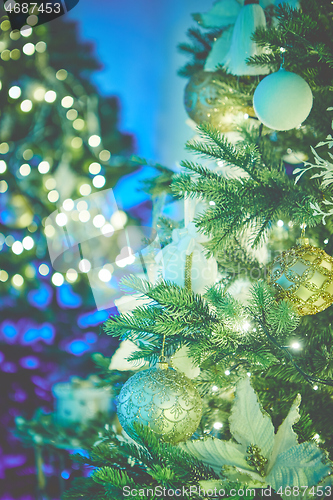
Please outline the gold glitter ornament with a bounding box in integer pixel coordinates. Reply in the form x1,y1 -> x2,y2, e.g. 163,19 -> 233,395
268,239 -> 333,316
184,70 -> 254,132
116,363 -> 202,444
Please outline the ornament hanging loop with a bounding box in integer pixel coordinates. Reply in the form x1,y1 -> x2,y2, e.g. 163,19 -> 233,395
158,332 -> 168,369
279,47 -> 286,69
297,223 -> 309,246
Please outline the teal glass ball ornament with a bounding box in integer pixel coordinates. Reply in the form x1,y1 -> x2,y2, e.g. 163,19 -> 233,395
253,68 -> 313,131
116,364 -> 202,444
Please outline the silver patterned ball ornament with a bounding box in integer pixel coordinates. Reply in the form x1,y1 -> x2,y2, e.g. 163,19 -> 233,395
116,363 -> 202,444
184,70 -> 254,132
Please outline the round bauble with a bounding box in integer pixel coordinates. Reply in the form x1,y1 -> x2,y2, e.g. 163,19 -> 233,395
253,68 -> 313,131
116,364 -> 202,444
184,71 -> 254,132
268,241 -> 333,316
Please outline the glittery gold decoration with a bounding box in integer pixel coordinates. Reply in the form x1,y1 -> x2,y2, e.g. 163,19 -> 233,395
184,70 -> 254,132
268,242 -> 333,316
246,444 -> 268,477
184,252 -> 193,291
117,364 -> 202,444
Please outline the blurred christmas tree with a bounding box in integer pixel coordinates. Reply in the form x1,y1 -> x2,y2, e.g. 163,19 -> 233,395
13,0 -> 333,499
0,9 -> 137,499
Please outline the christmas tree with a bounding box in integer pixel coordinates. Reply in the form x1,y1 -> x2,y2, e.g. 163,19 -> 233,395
0,10 -> 137,499
24,0 -> 333,498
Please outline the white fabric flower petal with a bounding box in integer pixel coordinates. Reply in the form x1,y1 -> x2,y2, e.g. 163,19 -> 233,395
266,394 -> 301,475
266,442 -> 332,492
229,378 -> 274,459
181,437 -> 251,474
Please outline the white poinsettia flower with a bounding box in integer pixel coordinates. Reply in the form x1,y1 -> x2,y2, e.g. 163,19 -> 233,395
181,378 -> 331,498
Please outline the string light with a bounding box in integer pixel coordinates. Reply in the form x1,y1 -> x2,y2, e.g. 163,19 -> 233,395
48,190 -> 60,203
27,15 -> 38,26
10,30 -> 20,41
44,91 -> 57,103
291,342 -> 301,350
77,201 -> 88,211
44,178 -> 56,190
22,236 -> 34,250
115,249 -> 135,267
111,210 -> 127,229
63,199 -> 74,211
44,225 -> 56,237
101,223 -> 114,237
89,162 -> 101,175
213,422 -> 223,430
93,214 -> 105,228
0,160 -> 7,173
78,210 -> 90,223
20,100 -> 33,112
1,50 -> 10,61
20,26 -> 32,37
66,268 -> 78,282
98,268 -> 112,282
33,87 -> 46,101
209,201 -> 215,206
79,259 -> 91,273
212,385 -> 218,392
38,161 -> 50,174
88,135 -> 101,147
99,150 -> 111,161
12,274 -> 24,287
242,321 -> 250,332
35,41 -> 46,53
5,235 -> 14,246
22,43 -> 35,56
71,137 -> 82,149
61,96 -> 74,108
55,213 -> 68,227
92,175 -> 105,188
313,385 -> 318,391
12,241 -> 24,255
1,20 -> 11,31
56,69 -> 68,81
73,118 -> 85,130
0,180 -> 8,193
10,49 -> 21,60
52,273 -> 64,286
277,220 -> 284,227
38,264 -> 50,276
66,109 -> 78,120
0,270 -> 8,282
8,86 -> 21,99
23,149 -> 33,160
225,370 -> 230,376
79,184 -> 91,196
19,164 -> 31,176
0,143 -> 9,154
